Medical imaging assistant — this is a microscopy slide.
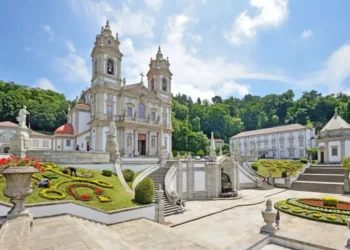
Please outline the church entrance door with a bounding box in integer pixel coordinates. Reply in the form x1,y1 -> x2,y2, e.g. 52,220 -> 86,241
138,134 -> 147,156
320,152 -> 324,163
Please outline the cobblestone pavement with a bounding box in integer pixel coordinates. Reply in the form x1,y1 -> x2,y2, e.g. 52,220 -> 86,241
171,190 -> 350,250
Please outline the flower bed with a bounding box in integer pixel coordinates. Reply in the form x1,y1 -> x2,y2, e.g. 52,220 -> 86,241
299,199 -> 350,211
275,198 -> 350,226
66,183 -> 103,201
98,196 -> 112,203
39,189 -> 66,200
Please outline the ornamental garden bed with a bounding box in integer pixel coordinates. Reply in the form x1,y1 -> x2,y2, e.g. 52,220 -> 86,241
275,198 -> 350,226
0,163 -> 138,211
252,160 -> 304,177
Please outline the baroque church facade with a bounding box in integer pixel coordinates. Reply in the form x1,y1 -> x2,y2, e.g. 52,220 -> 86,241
53,21 -> 173,157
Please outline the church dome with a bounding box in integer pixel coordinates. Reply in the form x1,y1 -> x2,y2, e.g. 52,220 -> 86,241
54,123 -> 74,135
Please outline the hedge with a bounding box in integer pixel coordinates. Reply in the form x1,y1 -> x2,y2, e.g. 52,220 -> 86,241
135,177 -> 154,204
323,196 -> 339,207
102,169 -> 112,177
300,158 -> 308,164
251,162 -> 259,171
122,169 -> 135,182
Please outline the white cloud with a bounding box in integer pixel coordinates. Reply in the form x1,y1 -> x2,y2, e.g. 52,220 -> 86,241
25,46 -> 32,52
34,77 -> 56,91
144,0 -> 163,11
53,41 -> 90,85
224,0 -> 289,45
65,41 -> 76,53
41,24 -> 54,41
71,0 -> 155,38
119,13 -> 290,100
300,43 -> 350,93
301,29 -> 313,40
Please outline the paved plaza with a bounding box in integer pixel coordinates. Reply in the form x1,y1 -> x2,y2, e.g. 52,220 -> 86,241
169,189 -> 350,249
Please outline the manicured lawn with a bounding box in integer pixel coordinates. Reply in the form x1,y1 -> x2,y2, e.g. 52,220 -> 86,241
127,171 -> 143,189
253,159 -> 304,178
0,163 -> 139,211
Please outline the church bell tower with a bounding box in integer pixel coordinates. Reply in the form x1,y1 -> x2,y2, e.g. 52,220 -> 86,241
146,46 -> 172,103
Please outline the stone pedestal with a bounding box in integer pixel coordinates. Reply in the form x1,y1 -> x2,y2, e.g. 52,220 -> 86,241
155,185 -> 165,224
260,199 -> 277,234
0,166 -> 38,220
268,172 -> 274,186
106,134 -> 120,163
9,126 -> 30,158
345,170 -> 350,194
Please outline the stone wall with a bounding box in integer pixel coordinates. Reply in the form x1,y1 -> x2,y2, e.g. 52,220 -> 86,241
26,150 -> 110,164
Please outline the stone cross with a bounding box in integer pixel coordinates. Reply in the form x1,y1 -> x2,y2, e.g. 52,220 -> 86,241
140,73 -> 144,83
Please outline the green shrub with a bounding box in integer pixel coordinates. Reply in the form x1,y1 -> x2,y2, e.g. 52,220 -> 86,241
251,162 -> 259,171
312,160 -> 318,164
342,157 -> 350,170
122,169 -> 135,182
135,177 -> 154,204
102,169 -> 112,177
281,171 -> 287,178
300,158 -> 308,164
323,196 -> 339,207
42,173 -> 59,180
62,169 -> 69,174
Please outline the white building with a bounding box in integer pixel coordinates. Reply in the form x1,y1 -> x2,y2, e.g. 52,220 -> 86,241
317,110 -> 350,163
53,21 -> 173,156
0,121 -> 52,153
229,124 -> 316,159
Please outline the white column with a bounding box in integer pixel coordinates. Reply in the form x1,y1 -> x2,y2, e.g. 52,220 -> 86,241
134,130 -> 139,156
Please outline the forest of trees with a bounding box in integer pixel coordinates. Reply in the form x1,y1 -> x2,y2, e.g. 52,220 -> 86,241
1,80 -> 350,155
172,90 -> 350,155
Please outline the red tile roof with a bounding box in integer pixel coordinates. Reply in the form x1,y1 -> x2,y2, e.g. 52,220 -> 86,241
54,123 -> 74,135
0,121 -> 17,128
76,103 -> 91,108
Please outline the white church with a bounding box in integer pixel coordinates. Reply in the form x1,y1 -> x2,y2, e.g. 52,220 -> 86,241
49,21 -> 173,157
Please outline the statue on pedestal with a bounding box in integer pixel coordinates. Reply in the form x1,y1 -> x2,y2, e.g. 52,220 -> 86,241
106,121 -> 120,162
16,106 -> 29,128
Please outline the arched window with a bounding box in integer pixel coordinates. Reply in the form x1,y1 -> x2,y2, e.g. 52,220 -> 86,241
108,40 -> 111,44
94,59 -> 97,74
139,103 -> 145,119
151,78 -> 155,91
107,59 -> 114,75
162,78 -> 167,91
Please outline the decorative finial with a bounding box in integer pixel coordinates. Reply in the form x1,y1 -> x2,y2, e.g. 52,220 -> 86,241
335,108 -> 338,118
158,46 -> 161,53
167,57 -> 169,62
106,20 -> 109,26
116,33 -> 119,39
123,78 -> 126,86
68,105 -> 71,112
101,26 -> 104,33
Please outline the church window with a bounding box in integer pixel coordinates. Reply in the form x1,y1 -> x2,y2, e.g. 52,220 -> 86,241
164,137 -> 168,149
151,111 -> 156,121
107,104 -> 113,116
66,140 -> 71,147
127,107 -> 133,117
299,150 -> 304,157
151,79 -> 155,91
162,78 -> 167,91
280,151 -> 284,157
162,114 -> 167,125
107,59 -> 114,75
138,104 -> 145,119
94,59 -> 97,74
42,140 -> 49,148
299,140 -> 304,147
332,147 -> 338,156
289,150 -> 294,158
108,40 -> 111,44
32,139 -> 39,148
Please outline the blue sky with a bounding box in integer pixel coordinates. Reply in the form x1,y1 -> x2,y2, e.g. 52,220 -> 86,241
0,0 -> 350,101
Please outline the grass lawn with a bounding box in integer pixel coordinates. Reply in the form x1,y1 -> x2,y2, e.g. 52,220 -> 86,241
127,171 -> 143,189
0,163 -> 139,211
253,159 -> 304,178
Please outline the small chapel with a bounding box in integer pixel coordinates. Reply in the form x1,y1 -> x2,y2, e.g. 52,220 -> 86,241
53,21 -> 173,157
317,109 -> 350,163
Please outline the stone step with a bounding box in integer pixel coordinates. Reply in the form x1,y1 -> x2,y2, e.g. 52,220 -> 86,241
304,168 -> 344,174
311,164 -> 342,168
291,180 -> 344,194
297,173 -> 344,183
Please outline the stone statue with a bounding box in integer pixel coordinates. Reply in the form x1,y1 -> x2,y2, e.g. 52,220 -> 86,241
16,106 -> 29,128
108,122 -> 117,138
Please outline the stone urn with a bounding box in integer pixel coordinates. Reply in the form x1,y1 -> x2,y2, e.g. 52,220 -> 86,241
156,184 -> 164,202
285,171 -> 291,189
260,199 -> 277,234
0,166 -> 38,219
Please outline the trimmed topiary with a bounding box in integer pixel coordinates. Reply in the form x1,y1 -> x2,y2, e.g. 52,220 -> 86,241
251,162 -> 259,172
300,158 -> 308,164
102,169 -> 112,177
135,177 -> 154,204
323,196 -> 339,207
122,169 -> 135,182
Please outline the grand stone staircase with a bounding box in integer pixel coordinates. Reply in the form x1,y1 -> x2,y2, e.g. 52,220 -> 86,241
291,164 -> 344,194
29,215 -> 215,250
148,166 -> 179,216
